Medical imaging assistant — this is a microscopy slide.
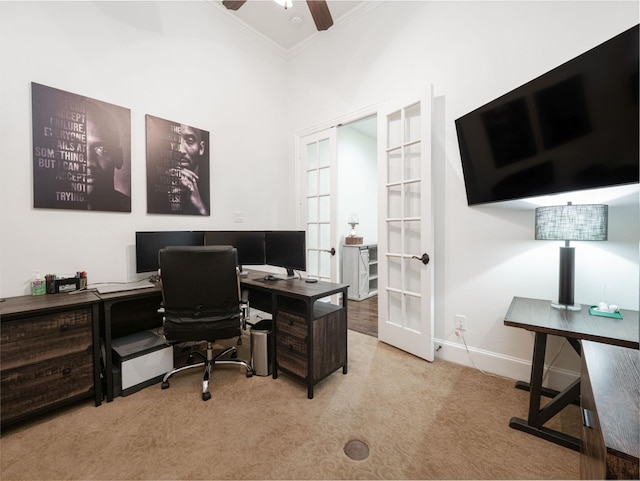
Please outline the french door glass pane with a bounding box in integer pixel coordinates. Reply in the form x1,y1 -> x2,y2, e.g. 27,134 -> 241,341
308,170 -> 318,196
406,294 -> 421,331
405,219 -> 421,256
319,195 -> 330,222
388,256 -> 402,290
404,102 -> 421,143
308,224 -> 318,249
319,167 -> 330,195
387,148 -> 402,184
307,142 -> 318,169
388,290 -> 403,327
387,184 -> 402,219
308,196 -> 318,222
405,181 -> 421,218
387,111 -> 402,147
320,252 -> 331,277
405,143 -> 421,179
308,250 -> 319,276
388,220 -> 402,253
318,138 -> 330,168
407,259 -> 421,294
320,223 -> 330,249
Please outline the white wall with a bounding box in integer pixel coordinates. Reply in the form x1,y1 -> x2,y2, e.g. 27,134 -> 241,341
287,1 -> 639,385
0,1 -> 293,295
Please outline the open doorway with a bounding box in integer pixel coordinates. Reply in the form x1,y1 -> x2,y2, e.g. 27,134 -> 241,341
337,115 -> 378,337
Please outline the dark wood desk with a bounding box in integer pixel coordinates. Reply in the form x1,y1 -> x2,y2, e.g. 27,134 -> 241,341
97,272 -> 349,401
580,341 -> 639,479
96,285 -> 163,402
240,272 -> 349,399
504,297 -> 639,451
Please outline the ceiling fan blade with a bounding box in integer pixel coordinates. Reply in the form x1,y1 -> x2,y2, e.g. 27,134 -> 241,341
222,1 -> 247,11
306,1 -> 333,31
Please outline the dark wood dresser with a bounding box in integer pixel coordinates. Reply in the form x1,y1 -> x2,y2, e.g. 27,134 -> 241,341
0,292 -> 101,427
581,340 -> 639,479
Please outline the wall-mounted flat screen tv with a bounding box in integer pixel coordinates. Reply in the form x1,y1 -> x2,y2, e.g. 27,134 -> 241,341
455,25 -> 639,206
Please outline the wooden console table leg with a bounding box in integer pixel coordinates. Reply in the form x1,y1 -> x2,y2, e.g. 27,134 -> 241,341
509,331 -> 581,451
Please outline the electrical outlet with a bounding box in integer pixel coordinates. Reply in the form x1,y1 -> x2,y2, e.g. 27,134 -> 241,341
455,314 -> 466,336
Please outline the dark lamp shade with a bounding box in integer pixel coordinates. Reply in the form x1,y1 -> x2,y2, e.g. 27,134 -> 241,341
535,204 -> 608,241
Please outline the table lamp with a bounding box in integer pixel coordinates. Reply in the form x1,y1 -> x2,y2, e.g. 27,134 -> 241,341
535,202 -> 608,310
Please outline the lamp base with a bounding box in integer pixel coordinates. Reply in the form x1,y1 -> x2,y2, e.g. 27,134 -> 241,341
551,302 -> 582,311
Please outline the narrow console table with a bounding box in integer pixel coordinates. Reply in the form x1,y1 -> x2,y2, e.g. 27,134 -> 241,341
504,297 -> 639,451
0,292 -> 102,427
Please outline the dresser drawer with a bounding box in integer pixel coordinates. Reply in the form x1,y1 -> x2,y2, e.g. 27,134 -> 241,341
1,308 -> 93,370
1,351 -> 94,422
276,310 -> 307,339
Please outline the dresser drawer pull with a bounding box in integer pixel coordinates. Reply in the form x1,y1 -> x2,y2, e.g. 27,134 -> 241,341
288,343 -> 294,351
60,324 -> 70,332
62,367 -> 72,376
581,408 -> 594,429
287,319 -> 294,326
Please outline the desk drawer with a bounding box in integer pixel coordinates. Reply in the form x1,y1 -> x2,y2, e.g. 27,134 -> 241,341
1,308 -> 93,370
276,346 -> 307,379
1,351 -> 94,422
277,311 -> 307,339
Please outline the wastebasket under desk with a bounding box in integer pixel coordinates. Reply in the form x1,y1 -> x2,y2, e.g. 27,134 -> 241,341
112,330 -> 173,396
250,320 -> 273,376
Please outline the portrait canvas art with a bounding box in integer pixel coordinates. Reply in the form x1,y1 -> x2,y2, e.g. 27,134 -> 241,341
32,83 -> 131,212
145,114 -> 210,216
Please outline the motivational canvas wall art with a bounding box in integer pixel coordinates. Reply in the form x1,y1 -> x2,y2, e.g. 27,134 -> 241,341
145,114 -> 210,216
32,83 -> 131,212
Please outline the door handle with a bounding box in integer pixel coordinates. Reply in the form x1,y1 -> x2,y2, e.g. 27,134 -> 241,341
323,248 -> 336,256
412,253 -> 430,265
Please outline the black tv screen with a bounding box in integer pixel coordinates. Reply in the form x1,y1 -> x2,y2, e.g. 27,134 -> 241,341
455,25 -> 639,205
135,231 -> 205,273
265,230 -> 306,278
205,231 -> 265,270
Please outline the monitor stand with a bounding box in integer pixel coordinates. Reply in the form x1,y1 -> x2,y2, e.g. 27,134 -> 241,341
282,268 -> 297,280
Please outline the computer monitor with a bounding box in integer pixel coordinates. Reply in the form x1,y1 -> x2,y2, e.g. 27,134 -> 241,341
265,230 -> 306,279
204,231 -> 265,274
135,231 -> 205,274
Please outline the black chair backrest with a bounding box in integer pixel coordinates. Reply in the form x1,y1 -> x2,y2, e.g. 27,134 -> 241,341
159,246 -> 240,318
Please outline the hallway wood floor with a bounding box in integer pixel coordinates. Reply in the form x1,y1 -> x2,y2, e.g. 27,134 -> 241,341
347,295 -> 377,337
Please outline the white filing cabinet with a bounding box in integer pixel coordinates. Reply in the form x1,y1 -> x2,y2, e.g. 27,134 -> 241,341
342,244 -> 378,301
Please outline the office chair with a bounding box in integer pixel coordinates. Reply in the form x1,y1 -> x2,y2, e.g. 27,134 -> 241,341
158,245 -> 254,401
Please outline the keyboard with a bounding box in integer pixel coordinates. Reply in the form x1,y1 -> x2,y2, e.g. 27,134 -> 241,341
95,281 -> 155,294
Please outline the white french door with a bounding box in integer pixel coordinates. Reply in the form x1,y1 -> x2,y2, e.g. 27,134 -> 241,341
377,92 -> 434,361
300,128 -> 338,283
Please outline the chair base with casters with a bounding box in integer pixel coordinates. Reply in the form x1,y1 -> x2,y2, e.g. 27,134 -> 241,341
161,342 -> 253,401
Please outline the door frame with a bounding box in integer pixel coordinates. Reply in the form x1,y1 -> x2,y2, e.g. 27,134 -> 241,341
294,103 -> 384,280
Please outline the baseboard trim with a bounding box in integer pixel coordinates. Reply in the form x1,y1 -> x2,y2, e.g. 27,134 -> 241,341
434,337 -> 579,392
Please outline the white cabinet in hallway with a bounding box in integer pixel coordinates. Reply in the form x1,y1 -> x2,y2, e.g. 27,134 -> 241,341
342,244 -> 378,301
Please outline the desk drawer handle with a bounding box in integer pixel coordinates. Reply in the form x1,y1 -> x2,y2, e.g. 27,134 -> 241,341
287,319 -> 293,326
60,324 -> 70,332
581,408 -> 594,429
62,367 -> 72,376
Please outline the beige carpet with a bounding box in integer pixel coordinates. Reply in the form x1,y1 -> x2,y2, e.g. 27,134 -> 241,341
1,329 -> 580,480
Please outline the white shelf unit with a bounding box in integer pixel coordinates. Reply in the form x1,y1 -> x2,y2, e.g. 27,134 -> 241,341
342,244 -> 378,301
